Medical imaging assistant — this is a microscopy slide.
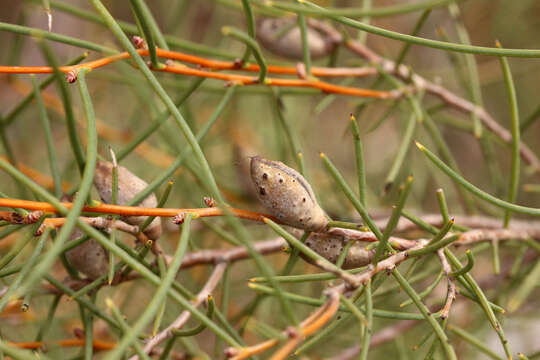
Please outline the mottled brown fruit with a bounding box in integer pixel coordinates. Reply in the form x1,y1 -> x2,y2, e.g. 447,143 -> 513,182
256,17 -> 339,60
65,227 -> 109,280
250,156 -> 328,231
94,161 -> 162,240
293,230 -> 373,269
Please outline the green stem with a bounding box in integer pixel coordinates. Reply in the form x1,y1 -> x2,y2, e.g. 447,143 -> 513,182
103,215 -> 194,359
129,0 -> 160,68
350,115 -> 367,207
359,280 -> 373,360
448,325 -> 504,360
273,1 -> 540,57
297,12 -> 312,76
416,142 -> 539,216
40,41 -> 86,174
497,41 -> 521,227
392,269 -> 457,360
320,152 -> 384,241
31,75 -> 62,197
374,175 -> 413,264
240,0 -> 255,62
449,250 -> 474,277
222,26 -> 267,83
16,67 -> 97,299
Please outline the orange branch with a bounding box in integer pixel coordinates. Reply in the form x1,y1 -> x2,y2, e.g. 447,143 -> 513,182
228,290 -> 341,360
0,198 -> 277,224
0,48 -> 394,99
9,338 -> 115,351
270,292 -> 340,360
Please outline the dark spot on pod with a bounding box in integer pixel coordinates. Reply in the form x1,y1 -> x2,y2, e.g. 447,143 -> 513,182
279,178 -> 284,183
262,173 -> 268,180
302,198 -> 306,203
259,187 -> 266,195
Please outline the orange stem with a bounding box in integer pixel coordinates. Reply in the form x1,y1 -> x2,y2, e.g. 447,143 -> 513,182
9,338 -> 115,351
270,294 -> 340,360
0,198 -> 277,224
230,339 -> 280,360
0,48 -> 393,99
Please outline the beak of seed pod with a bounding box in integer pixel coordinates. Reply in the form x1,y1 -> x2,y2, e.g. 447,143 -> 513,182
94,160 -> 162,240
250,156 -> 328,232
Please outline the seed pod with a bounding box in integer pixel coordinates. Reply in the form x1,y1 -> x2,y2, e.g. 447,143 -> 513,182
250,156 -> 328,231
94,161 -> 162,240
65,227 -> 109,280
303,232 -> 372,269
256,17 -> 340,60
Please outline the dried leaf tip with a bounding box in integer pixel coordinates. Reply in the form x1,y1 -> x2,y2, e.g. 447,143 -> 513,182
414,141 -> 425,151
251,156 -> 328,231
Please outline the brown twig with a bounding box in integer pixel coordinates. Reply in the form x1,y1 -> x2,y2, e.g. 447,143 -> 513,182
0,210 -> 42,225
134,262 -> 227,359
173,238 -> 286,269
437,249 -> 456,319
345,40 -> 540,173
372,213 -> 540,235
456,228 -> 540,245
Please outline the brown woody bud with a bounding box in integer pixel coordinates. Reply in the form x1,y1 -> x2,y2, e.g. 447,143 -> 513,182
94,161 -> 162,240
256,17 -> 340,60
65,227 -> 109,280
250,156 -> 328,231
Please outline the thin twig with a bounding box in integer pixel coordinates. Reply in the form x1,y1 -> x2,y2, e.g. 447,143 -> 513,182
135,263 -> 227,359
327,320 -> 419,360
437,249 -> 456,319
345,40 -> 540,173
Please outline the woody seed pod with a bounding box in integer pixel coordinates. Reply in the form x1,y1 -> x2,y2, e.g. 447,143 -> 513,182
250,156 -> 328,231
256,17 -> 340,60
302,231 -> 372,269
65,227 -> 109,280
94,161 -> 162,240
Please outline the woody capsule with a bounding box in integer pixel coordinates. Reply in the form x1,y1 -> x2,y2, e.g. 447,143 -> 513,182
93,161 -> 162,241
256,17 -> 341,60
250,156 -> 328,232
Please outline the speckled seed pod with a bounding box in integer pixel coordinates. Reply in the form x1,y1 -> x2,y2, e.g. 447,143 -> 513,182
94,161 -> 162,240
302,232 -> 372,270
256,17 -> 339,60
250,156 -> 328,231
65,227 -> 109,280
